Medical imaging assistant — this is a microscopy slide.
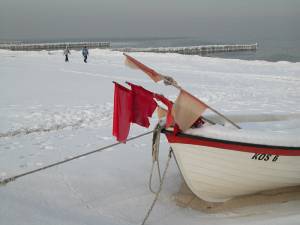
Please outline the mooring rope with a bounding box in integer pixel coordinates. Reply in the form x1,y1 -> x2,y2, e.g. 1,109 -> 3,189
0,130 -> 154,186
148,123 -> 163,194
141,148 -> 173,225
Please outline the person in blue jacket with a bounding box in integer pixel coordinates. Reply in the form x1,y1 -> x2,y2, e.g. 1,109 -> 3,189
82,46 -> 89,63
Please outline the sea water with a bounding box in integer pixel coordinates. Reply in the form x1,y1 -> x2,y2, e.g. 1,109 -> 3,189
2,37 -> 300,62
109,37 -> 300,63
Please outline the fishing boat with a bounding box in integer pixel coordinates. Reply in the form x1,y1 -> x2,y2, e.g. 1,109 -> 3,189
162,121 -> 300,202
116,53 -> 300,203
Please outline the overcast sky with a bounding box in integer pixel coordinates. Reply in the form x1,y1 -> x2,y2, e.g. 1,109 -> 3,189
0,0 -> 299,41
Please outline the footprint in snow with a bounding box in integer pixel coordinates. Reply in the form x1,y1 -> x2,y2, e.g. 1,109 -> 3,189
99,136 -> 113,141
19,163 -> 28,168
132,143 -> 147,148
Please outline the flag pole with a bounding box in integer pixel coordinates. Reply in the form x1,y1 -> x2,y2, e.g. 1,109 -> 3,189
163,80 -> 241,129
205,106 -> 241,129
124,54 -> 241,129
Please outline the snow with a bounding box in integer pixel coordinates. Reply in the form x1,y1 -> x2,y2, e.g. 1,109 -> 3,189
185,120 -> 300,147
0,49 -> 300,225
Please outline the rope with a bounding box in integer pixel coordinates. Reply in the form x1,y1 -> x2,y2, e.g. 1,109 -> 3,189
148,162 -> 161,194
141,148 -> 173,225
149,123 -> 163,193
0,130 -> 154,186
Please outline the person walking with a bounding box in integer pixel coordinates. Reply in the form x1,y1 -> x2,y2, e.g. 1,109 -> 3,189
64,46 -> 71,62
82,46 -> 89,63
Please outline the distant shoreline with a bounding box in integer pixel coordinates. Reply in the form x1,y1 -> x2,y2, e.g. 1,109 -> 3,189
0,37 -> 299,62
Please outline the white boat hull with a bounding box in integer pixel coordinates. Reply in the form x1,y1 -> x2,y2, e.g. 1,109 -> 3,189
165,132 -> 300,202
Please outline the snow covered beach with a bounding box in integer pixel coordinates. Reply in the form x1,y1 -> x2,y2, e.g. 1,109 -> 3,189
0,49 -> 300,225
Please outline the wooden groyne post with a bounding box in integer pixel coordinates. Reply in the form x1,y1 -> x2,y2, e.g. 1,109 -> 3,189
0,41 -> 110,51
115,43 -> 258,55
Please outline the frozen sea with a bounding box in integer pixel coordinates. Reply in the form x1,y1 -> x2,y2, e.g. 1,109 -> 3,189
0,49 -> 300,225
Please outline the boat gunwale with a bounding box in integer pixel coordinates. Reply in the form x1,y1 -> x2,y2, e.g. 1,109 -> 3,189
162,129 -> 300,156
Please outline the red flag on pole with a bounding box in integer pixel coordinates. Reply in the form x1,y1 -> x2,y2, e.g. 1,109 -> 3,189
112,82 -> 133,143
124,53 -> 163,82
127,82 -> 157,128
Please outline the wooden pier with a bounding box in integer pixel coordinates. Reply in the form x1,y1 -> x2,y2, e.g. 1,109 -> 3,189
115,43 -> 258,55
0,41 -> 110,51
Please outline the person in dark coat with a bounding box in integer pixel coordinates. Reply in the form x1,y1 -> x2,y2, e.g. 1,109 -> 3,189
82,46 -> 89,63
64,46 -> 71,62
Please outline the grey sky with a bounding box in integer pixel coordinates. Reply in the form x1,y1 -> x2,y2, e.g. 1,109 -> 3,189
0,0 -> 299,41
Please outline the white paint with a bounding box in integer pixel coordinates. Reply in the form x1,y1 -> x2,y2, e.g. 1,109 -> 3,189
171,142 -> 300,202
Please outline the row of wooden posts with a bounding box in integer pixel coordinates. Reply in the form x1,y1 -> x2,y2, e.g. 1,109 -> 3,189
0,42 -> 258,54
0,42 -> 110,51
116,43 -> 258,54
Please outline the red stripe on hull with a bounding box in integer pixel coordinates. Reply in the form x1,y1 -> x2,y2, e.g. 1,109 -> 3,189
165,133 -> 300,156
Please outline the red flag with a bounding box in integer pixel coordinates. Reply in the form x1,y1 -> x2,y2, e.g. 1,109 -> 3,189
127,82 -> 157,127
124,53 -> 163,82
112,82 -> 132,143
